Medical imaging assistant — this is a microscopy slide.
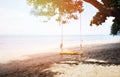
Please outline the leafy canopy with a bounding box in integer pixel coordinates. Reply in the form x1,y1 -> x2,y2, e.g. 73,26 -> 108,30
27,0 -> 83,24
27,0 -> 120,35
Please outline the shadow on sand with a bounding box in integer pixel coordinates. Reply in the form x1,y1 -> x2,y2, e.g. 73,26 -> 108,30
0,53 -> 59,77
82,43 -> 120,65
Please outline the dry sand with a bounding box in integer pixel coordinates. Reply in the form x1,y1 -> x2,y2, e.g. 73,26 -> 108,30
0,43 -> 120,77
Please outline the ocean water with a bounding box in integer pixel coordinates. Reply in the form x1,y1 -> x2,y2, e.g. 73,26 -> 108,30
0,35 -> 120,63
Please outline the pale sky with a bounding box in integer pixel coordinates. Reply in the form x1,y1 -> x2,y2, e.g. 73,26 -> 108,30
0,0 -> 114,35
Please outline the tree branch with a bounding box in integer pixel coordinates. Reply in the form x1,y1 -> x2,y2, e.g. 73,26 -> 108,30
84,0 -> 111,16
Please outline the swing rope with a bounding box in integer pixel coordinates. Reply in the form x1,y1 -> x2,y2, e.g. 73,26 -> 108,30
60,23 -> 63,52
59,14 -> 83,56
60,12 -> 83,56
80,13 -> 83,52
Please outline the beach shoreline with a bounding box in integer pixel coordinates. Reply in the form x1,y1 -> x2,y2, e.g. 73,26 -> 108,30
0,36 -> 119,64
0,41 -> 120,77
0,34 -> 120,63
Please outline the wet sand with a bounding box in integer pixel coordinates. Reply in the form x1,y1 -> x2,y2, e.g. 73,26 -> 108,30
0,42 -> 120,77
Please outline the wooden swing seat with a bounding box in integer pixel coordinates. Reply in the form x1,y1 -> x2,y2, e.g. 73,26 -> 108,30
60,51 -> 83,56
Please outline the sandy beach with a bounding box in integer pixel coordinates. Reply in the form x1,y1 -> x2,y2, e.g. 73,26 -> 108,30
0,42 -> 120,77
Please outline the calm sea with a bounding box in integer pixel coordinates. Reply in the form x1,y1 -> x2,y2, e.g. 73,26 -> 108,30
0,35 -> 119,63
0,35 -> 120,51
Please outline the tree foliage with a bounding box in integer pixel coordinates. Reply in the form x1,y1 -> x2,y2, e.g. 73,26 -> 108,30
27,0 -> 83,24
27,0 -> 120,35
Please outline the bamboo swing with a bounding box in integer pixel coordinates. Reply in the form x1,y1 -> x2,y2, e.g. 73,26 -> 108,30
59,14 -> 83,56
